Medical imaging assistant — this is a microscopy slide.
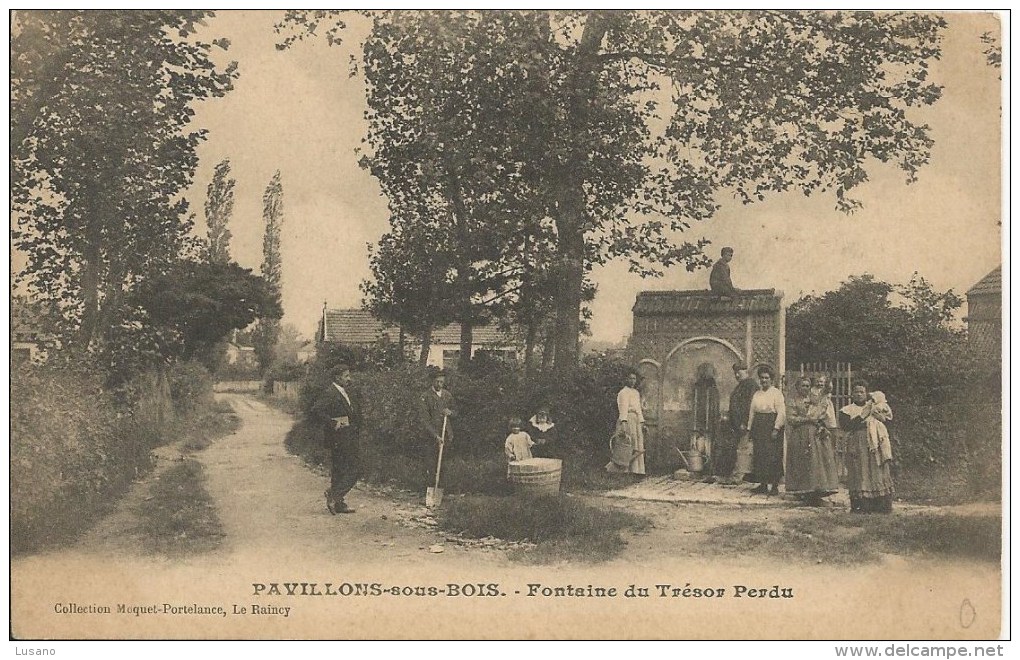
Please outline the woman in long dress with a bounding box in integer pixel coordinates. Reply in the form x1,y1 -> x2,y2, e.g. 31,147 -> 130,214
607,370 -> 646,475
785,376 -> 839,504
747,365 -> 785,495
839,381 -> 895,513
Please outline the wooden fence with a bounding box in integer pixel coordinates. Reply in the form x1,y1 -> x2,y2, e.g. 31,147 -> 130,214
272,381 -> 301,399
784,362 -> 853,411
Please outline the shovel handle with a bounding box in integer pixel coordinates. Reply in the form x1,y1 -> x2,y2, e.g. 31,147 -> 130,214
434,414 -> 448,490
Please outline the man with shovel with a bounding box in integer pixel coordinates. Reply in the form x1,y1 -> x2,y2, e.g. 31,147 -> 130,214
417,370 -> 455,495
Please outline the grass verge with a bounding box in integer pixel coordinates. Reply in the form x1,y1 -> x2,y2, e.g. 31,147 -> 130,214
894,463 -> 1000,506
134,458 -> 226,558
704,510 -> 1000,565
181,404 -> 240,452
439,494 -> 650,564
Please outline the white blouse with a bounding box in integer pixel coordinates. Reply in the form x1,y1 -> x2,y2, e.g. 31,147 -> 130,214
747,386 -> 786,430
617,386 -> 645,423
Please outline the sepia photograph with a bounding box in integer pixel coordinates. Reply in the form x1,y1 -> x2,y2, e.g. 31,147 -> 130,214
9,9 -> 1006,644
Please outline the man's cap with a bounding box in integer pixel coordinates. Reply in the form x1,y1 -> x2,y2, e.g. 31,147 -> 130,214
732,361 -> 749,372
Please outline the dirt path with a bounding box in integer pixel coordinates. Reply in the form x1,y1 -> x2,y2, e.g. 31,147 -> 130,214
198,394 -> 508,567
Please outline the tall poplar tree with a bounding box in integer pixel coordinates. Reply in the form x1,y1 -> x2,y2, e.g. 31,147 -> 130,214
204,158 -> 236,265
254,171 -> 284,375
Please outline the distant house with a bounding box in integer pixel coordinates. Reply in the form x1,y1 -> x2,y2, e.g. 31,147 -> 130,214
295,341 -> 316,364
966,266 -> 1001,364
11,302 -> 56,364
224,341 -> 257,367
317,307 -> 519,369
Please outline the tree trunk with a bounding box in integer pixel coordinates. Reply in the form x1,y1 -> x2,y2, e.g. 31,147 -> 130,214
524,316 -> 538,378
541,327 -> 555,372
418,326 -> 432,367
77,236 -> 103,352
550,12 -> 608,376
552,207 -> 586,374
446,166 -> 475,373
459,318 -> 473,371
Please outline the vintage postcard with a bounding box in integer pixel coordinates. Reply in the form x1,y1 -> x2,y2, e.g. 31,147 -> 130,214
9,9 -> 1005,642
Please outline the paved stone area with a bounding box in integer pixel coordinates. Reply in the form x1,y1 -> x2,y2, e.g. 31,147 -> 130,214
604,471 -> 851,508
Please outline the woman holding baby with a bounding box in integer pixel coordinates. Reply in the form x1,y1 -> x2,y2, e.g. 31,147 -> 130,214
784,375 -> 839,505
839,381 -> 895,513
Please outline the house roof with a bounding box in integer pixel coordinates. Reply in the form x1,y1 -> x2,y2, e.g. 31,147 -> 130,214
967,266 -> 1001,297
321,308 -> 515,346
322,309 -> 400,345
633,289 -> 782,315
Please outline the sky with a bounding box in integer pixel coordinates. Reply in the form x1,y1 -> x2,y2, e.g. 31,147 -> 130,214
184,10 -> 1003,344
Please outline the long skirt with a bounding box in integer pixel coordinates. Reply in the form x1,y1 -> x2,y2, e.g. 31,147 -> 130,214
784,423 -> 839,495
606,412 -> 646,475
845,428 -> 894,512
750,412 -> 783,484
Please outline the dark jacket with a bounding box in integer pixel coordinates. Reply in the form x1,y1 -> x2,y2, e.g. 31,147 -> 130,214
529,418 -> 559,458
710,260 -> 736,295
417,387 -> 455,444
314,383 -> 361,445
729,377 -> 757,433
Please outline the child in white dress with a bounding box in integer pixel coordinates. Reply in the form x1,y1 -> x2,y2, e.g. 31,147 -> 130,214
504,417 -> 535,463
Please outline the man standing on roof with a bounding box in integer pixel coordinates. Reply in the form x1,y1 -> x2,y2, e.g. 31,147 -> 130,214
710,247 -> 738,296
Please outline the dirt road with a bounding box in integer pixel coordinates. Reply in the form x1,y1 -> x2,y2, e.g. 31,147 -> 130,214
10,393 -> 1002,640
197,394 -> 508,568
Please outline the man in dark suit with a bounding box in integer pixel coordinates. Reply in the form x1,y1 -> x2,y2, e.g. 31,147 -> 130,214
720,361 -> 757,485
315,363 -> 361,514
417,370 -> 455,487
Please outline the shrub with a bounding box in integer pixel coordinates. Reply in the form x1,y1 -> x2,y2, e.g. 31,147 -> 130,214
267,361 -> 306,383
11,358 -> 226,553
168,361 -> 214,416
288,351 -> 633,494
11,363 -> 151,552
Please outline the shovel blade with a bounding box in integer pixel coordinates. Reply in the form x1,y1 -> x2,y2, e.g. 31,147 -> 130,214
426,487 -> 444,509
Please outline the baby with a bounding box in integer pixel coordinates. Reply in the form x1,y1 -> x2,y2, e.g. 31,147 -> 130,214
809,374 -> 838,434
504,416 -> 535,463
866,391 -> 894,465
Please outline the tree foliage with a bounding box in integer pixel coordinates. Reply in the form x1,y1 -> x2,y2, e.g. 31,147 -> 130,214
279,10 -> 947,374
12,11 -> 238,356
130,260 -> 282,369
786,273 -> 970,398
254,170 -> 284,375
361,216 -> 459,365
204,158 -> 236,265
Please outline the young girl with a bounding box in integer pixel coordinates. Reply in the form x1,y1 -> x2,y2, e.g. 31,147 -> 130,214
529,407 -> 558,458
504,417 -> 535,463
